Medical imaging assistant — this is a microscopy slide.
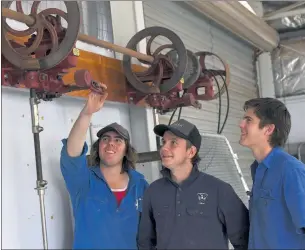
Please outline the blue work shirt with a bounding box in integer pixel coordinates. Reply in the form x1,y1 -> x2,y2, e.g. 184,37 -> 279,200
60,139 -> 149,249
248,147 -> 305,249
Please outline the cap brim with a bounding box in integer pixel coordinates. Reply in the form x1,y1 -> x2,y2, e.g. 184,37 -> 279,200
154,124 -> 189,141
97,127 -> 128,140
153,124 -> 170,137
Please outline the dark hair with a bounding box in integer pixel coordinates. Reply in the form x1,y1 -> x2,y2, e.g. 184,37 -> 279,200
243,97 -> 291,147
186,140 -> 201,165
88,138 -> 138,172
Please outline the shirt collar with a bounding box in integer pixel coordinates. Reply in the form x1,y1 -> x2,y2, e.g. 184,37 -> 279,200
250,147 -> 283,183
90,162 -> 143,185
260,146 -> 283,169
161,164 -> 201,188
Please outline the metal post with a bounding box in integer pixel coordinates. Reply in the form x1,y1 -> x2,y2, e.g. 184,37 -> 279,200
298,142 -> 305,162
29,89 -> 48,250
137,151 -> 161,163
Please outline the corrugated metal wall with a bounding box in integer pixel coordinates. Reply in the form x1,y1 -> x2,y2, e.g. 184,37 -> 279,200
143,1 -> 258,188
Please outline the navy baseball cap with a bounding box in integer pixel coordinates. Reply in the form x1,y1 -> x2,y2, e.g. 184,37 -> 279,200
97,122 -> 130,141
154,119 -> 201,150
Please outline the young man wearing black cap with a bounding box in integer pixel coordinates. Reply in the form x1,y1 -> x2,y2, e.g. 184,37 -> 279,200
137,119 -> 250,249
60,87 -> 149,249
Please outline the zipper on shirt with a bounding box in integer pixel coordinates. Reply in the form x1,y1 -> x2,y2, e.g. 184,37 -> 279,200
92,168 -> 138,212
117,181 -> 136,211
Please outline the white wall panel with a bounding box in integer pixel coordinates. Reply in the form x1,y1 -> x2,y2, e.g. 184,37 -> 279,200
1,87 -> 131,249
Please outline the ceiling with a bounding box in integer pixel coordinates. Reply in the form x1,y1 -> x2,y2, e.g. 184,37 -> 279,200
260,1 -> 305,39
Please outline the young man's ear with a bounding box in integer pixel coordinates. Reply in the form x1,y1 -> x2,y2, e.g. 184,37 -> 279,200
188,146 -> 197,159
265,124 -> 276,136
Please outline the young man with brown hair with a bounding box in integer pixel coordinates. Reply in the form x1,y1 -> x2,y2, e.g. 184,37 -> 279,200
137,119 -> 249,249
60,87 -> 149,249
239,97 -> 305,249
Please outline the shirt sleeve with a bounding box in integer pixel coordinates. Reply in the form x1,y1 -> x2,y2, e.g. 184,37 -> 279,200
137,187 -> 157,250
60,138 -> 90,197
218,183 -> 250,249
143,179 -> 149,190
283,161 -> 305,233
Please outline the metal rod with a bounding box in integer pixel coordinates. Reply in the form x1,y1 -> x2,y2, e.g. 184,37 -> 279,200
264,7 -> 305,21
222,135 -> 250,194
2,7 -> 154,63
137,151 -> 161,163
2,7 -> 35,26
298,142 -> 305,162
30,89 -> 48,250
77,33 -> 154,63
263,2 -> 305,19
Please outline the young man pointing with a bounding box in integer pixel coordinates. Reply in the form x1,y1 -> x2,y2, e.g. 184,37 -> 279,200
60,88 -> 149,249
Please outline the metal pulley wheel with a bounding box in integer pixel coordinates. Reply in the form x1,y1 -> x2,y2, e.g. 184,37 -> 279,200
166,49 -> 201,89
1,1 -> 80,70
122,26 -> 187,94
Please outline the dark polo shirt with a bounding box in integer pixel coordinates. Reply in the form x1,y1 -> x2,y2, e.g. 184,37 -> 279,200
137,166 -> 250,249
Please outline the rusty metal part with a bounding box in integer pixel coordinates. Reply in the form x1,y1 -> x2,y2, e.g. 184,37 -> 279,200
74,69 -> 107,95
2,5 -> 155,64
127,50 -> 230,112
186,75 -> 217,101
146,92 -> 202,114
1,25 -> 98,96
73,69 -> 93,88
166,49 -> 201,89
1,1 -> 80,70
122,26 -> 187,94
193,51 -> 230,100
1,3 -> 230,114
127,79 -> 201,113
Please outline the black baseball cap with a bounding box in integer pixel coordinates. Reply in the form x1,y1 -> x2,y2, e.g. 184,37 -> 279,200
97,122 -> 130,141
154,119 -> 201,150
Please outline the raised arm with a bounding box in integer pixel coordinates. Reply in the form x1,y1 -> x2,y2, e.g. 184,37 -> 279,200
60,86 -> 108,197
67,88 -> 108,157
218,183 -> 250,249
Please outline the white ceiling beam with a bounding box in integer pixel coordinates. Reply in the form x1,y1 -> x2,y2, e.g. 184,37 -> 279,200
263,2 -> 305,19
264,7 -> 305,21
185,1 -> 279,52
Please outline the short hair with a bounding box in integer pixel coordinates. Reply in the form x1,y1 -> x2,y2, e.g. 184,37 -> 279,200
243,97 -> 291,147
186,140 -> 201,165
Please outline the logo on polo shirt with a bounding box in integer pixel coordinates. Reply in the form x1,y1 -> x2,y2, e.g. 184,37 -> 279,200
197,193 -> 208,205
